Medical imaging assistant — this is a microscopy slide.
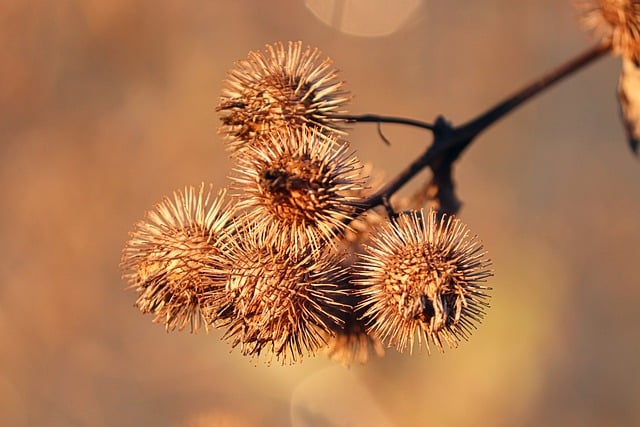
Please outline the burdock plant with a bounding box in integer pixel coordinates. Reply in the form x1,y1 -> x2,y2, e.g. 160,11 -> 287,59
218,219 -> 348,364
122,2 -> 640,366
121,185 -> 235,333
216,40 -> 350,152
575,0 -> 640,151
354,210 -> 492,353
230,126 -> 366,252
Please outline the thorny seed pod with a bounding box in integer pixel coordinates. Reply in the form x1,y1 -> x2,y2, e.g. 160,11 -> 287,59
231,126 -> 367,252
120,185 -> 236,332
324,306 -> 385,365
316,181 -> 386,366
220,220 -> 348,365
354,209 -> 493,354
618,56 -> 640,153
575,0 -> 640,62
324,320 -> 385,365
216,41 -> 350,151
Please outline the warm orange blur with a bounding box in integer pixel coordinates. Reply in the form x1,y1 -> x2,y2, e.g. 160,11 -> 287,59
1,1 -> 639,426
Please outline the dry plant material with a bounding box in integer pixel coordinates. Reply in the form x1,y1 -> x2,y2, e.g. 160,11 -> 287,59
122,39 -> 499,365
216,40 -> 350,151
354,209 -> 492,353
576,1 -> 640,152
618,57 -> 640,152
231,126 -> 366,251
123,13 -> 636,363
220,221 -> 348,365
324,312 -> 385,365
576,0 -> 640,62
121,185 -> 235,333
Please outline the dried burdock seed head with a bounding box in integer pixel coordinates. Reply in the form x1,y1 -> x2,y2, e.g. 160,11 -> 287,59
321,233 -> 385,366
216,40 -> 350,150
354,209 -> 493,354
339,208 -> 386,255
575,0 -> 640,62
231,126 -> 367,252
324,305 -> 385,365
220,220 -> 347,365
324,320 -> 385,366
120,184 -> 236,333
618,57 -> 640,153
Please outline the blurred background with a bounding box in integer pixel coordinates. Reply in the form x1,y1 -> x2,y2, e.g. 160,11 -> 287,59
1,1 -> 639,426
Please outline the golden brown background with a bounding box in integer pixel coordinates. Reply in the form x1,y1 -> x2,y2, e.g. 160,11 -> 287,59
2,1 -> 639,426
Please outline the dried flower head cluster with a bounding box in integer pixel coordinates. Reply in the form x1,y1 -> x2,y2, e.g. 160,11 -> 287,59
576,0 -> 640,62
121,40 -> 494,365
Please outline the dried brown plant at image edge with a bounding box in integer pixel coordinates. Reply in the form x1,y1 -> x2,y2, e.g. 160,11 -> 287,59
231,126 -> 367,252
355,209 -> 493,354
120,185 -> 236,333
576,0 -> 640,62
216,40 -> 350,151
575,1 -> 640,152
618,56 -> 640,152
219,220 -> 348,365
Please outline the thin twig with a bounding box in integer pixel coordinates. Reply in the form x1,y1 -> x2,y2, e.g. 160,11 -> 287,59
333,113 -> 436,131
456,41 -> 611,151
351,42 -> 611,218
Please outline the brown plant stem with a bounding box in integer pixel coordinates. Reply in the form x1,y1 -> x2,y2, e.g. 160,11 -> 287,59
456,42 -> 611,151
350,42 -> 611,217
